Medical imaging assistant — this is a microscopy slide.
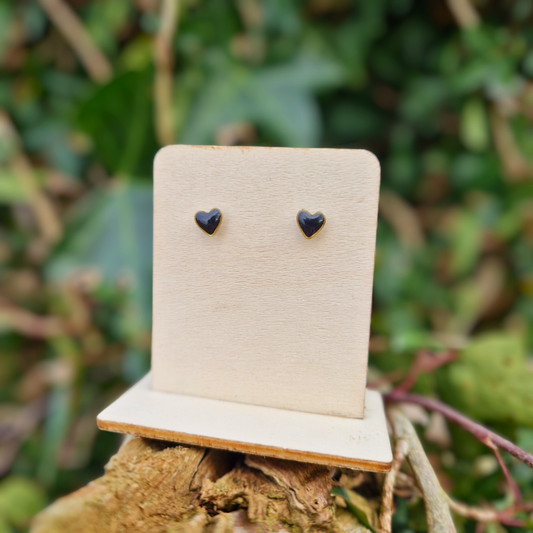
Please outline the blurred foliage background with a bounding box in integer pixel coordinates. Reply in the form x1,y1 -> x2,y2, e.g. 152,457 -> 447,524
0,0 -> 533,531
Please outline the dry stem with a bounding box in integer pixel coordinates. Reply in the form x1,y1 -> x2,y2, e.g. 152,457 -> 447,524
446,0 -> 480,29
379,438 -> 409,533
0,111 -> 62,244
385,392 -> 533,468
379,190 -> 425,250
0,302 -> 71,339
38,0 -> 112,83
393,350 -> 456,395
486,439 -> 522,505
447,497 -> 525,528
387,407 -> 457,533
154,0 -> 179,145
490,106 -> 531,182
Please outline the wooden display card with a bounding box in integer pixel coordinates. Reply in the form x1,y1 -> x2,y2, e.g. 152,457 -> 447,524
152,145 -> 380,419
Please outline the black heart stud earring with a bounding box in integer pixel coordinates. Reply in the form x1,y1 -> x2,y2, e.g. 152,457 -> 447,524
195,208 -> 222,236
297,210 -> 326,239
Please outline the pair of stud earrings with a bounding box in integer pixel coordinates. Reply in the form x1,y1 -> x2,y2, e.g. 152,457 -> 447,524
195,209 -> 326,239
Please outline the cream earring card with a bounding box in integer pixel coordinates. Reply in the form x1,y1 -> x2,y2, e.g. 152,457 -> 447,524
152,145 -> 379,419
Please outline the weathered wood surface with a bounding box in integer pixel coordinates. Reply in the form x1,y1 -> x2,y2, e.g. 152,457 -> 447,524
31,409 -> 457,533
31,437 -> 372,533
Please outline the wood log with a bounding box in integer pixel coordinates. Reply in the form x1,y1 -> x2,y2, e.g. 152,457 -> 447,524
30,438 -> 374,533
30,408 -> 457,533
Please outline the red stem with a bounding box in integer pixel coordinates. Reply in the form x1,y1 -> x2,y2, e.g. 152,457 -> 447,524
491,445 -> 522,505
384,392 -> 533,468
393,349 -> 456,395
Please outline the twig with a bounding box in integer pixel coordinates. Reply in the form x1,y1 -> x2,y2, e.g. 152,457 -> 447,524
378,438 -> 409,533
37,0 -> 112,83
385,406 -> 527,530
393,350 -> 456,395
0,400 -> 47,444
379,190 -> 425,251
385,392 -> 533,468
393,471 -> 422,499
447,497 -> 524,528
0,111 -> 62,244
235,0 -> 262,29
387,407 -> 457,533
487,440 -> 522,505
0,303 -> 71,339
489,106 -> 531,182
0,400 -> 47,476
154,0 -> 179,145
446,0 -> 480,29
475,523 -> 485,533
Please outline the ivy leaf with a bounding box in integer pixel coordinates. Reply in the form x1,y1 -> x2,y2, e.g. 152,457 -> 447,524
460,98 -> 489,152
181,52 -> 344,147
79,71 -> 158,176
0,476 -> 46,528
46,182 -> 153,328
331,486 -> 378,533
437,332 -> 533,427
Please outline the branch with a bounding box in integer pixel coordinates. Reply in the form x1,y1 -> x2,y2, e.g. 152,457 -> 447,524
383,407 -> 527,531
487,441 -> 522,505
447,497 -> 524,528
446,0 -> 480,29
154,0 -> 179,145
0,303 -> 71,339
489,105 -> 531,182
0,111 -> 62,244
379,190 -> 425,251
387,407 -> 457,533
37,0 -> 112,83
378,437 -> 409,533
385,392 -> 533,468
393,350 -> 456,395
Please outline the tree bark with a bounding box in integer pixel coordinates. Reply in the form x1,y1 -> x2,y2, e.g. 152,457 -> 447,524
30,437 -> 374,533
30,408 -> 458,533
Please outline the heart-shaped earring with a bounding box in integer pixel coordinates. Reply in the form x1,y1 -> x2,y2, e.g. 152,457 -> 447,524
297,210 -> 326,239
195,208 -> 222,236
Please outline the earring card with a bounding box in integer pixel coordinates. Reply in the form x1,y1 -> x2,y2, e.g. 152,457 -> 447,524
152,145 -> 380,419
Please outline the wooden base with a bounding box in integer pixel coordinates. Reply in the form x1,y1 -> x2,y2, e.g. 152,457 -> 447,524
97,373 -> 392,473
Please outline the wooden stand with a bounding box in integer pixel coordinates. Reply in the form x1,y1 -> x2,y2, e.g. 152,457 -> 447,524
97,145 -> 391,472
97,373 -> 392,472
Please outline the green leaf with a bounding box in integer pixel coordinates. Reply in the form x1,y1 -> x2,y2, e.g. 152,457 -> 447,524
0,4 -> 13,60
251,76 -> 320,147
448,210 -> 484,278
460,98 -> 489,152
37,383 -> 73,485
0,476 -> 46,527
85,0 -> 133,55
333,3 -> 386,86
256,51 -> 345,92
79,71 -> 158,176
400,76 -> 448,125
0,171 -> 28,203
181,52 -> 344,147
438,332 -> 533,426
180,66 -> 255,145
46,182 -> 153,327
331,487 -> 377,533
